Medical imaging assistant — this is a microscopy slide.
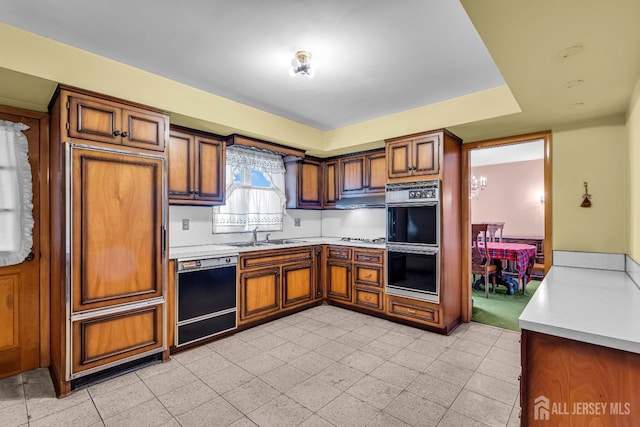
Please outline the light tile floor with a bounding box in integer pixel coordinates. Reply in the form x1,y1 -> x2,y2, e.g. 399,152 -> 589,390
0,305 -> 522,427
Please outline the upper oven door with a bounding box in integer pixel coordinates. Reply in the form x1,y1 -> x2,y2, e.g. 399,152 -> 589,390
386,203 -> 439,246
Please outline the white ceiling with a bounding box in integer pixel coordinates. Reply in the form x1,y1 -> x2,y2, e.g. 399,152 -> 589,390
1,1 -> 640,147
1,0 -> 505,131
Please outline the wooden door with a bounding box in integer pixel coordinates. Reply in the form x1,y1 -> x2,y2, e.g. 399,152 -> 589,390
365,152 -> 386,193
195,135 -> 225,203
67,93 -> 122,145
340,156 -> 366,196
326,261 -> 352,302
282,262 -> 313,308
239,268 -> 280,322
0,108 -> 46,379
413,135 -> 440,175
122,107 -> 167,152
386,140 -> 413,179
324,160 -> 338,208
297,159 -> 323,209
168,130 -> 194,200
70,146 -> 164,313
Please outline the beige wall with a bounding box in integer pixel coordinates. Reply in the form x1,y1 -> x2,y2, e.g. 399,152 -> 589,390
552,116 -> 628,254
627,77 -> 640,262
471,159 -> 544,238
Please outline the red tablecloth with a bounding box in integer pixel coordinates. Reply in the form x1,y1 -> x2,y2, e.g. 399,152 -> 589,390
479,242 -> 537,279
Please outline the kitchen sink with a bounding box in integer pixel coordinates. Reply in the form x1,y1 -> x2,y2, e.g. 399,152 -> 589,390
263,239 -> 306,245
226,241 -> 272,247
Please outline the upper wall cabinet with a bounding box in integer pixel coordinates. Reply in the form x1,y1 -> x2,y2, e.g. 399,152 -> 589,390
385,131 -> 442,181
61,87 -> 168,152
323,160 -> 339,209
339,149 -> 386,197
285,157 -> 323,209
168,126 -> 225,206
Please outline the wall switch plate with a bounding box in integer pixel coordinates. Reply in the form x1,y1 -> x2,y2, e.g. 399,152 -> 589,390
182,219 -> 189,230
294,218 -> 301,227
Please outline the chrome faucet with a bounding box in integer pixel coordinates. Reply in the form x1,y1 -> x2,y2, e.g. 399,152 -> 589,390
252,226 -> 259,244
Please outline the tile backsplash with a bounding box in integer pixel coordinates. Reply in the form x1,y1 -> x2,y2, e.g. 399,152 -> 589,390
169,206 -> 386,248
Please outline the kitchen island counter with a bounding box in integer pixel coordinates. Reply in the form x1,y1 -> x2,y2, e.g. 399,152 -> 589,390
519,265 -> 640,354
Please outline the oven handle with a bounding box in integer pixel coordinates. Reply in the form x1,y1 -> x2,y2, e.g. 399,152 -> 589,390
387,245 -> 439,255
385,201 -> 438,207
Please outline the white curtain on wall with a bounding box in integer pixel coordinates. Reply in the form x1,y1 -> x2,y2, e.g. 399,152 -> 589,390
212,146 -> 286,233
0,120 -> 34,266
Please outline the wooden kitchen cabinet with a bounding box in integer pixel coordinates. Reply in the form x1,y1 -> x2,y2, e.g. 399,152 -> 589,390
239,268 -> 280,322
168,126 -> 225,205
238,246 -> 319,326
324,160 -> 339,208
49,86 -> 168,397
339,149 -> 386,197
285,157 -> 323,209
385,131 -> 443,180
520,330 -> 640,426
63,86 -> 168,152
353,249 -> 384,311
387,295 -> 440,325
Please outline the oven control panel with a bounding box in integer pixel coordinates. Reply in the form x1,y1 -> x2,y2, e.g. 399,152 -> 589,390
178,256 -> 237,271
386,179 -> 439,204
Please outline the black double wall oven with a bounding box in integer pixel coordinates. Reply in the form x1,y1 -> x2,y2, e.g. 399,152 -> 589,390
386,180 -> 440,303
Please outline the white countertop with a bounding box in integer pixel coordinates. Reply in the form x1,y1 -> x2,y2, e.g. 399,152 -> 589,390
519,266 -> 640,354
169,237 -> 385,261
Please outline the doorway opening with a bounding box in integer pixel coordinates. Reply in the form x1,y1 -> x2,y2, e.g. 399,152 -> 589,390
461,131 -> 552,330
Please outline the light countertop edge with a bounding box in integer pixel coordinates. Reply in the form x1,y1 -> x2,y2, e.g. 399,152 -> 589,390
519,266 -> 640,354
169,237 -> 385,260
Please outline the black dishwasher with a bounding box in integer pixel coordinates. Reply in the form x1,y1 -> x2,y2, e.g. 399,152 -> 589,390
176,255 -> 237,346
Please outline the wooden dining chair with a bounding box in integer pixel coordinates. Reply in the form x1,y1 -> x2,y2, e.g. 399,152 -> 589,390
472,224 -> 497,298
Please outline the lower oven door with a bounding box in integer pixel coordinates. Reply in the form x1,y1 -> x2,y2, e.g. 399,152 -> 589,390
386,245 -> 440,303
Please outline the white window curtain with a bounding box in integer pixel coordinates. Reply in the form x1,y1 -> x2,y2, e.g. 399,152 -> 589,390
212,145 -> 286,233
0,120 -> 33,266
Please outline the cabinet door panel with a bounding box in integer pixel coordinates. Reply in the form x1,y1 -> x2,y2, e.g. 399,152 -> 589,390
195,136 -> 225,203
71,147 -> 164,312
124,108 -> 167,152
366,153 -> 386,193
324,161 -> 338,207
68,95 -> 121,145
340,156 -> 365,194
327,261 -> 351,302
354,287 -> 383,310
240,268 -> 280,321
414,136 -> 439,175
299,161 -> 322,208
354,265 -> 382,287
72,303 -> 163,375
168,131 -> 193,199
282,263 -> 313,308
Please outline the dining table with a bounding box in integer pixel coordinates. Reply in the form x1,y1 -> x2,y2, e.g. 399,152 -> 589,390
479,241 -> 538,294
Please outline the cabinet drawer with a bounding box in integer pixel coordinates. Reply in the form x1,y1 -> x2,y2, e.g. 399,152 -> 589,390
354,287 -> 383,310
388,298 -> 439,324
240,247 -> 313,270
354,250 -> 384,264
354,264 -> 382,287
71,303 -> 164,376
327,246 -> 352,260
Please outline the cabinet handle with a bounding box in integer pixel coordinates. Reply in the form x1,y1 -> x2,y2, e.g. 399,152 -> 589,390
121,131 -> 129,137
113,130 -> 121,136
194,190 -> 199,195
364,273 -> 372,278
407,308 -> 416,314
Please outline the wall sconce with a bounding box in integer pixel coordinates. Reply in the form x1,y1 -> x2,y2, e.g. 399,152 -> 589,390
581,182 -> 592,208
470,174 -> 487,199
289,51 -> 314,78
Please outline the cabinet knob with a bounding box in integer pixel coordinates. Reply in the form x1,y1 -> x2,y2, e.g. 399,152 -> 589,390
121,131 -> 129,137
113,130 -> 121,136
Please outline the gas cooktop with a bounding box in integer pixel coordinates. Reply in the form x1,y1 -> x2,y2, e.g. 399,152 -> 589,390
340,237 -> 386,244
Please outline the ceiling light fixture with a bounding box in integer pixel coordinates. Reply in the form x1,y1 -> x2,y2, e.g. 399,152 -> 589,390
557,44 -> 583,59
289,51 -> 314,78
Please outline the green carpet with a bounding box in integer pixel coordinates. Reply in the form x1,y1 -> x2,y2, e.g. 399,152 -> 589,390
471,279 -> 541,331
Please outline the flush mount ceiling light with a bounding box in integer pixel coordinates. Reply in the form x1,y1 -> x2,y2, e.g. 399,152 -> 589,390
289,50 -> 314,78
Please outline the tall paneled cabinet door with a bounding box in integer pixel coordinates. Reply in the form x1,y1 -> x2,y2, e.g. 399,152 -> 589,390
168,127 -> 226,205
67,145 -> 166,376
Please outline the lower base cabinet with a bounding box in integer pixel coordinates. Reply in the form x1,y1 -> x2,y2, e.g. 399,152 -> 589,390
238,246 -> 321,326
520,329 -> 640,426
386,295 -> 440,325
